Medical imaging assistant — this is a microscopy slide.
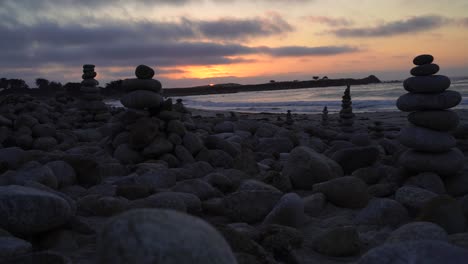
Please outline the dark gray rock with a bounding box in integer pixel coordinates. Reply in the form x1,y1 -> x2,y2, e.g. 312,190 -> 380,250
410,63 -> 439,76
404,172 -> 446,194
0,185 -> 72,234
408,110 -> 459,131
396,90 -> 462,112
395,186 -> 438,212
404,75 -> 450,93
358,240 -> 468,264
354,198 -> 409,227
262,193 -> 305,228
331,146 -> 380,175
0,236 -> 32,259
399,149 -> 465,177
120,90 -> 162,109
98,209 -> 237,264
399,125 -> 456,152
313,176 -> 370,208
135,64 -> 155,79
223,191 -> 282,223
314,226 -> 360,257
418,195 -> 466,234
282,146 -> 342,189
413,54 -> 434,65
172,179 -> 221,200
386,222 -> 448,243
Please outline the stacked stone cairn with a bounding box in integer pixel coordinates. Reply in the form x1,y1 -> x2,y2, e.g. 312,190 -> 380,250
78,65 -> 109,127
108,65 -> 197,166
369,121 -> 384,139
397,54 -> 464,176
321,106 -> 329,126
286,110 -> 294,125
339,84 -> 355,132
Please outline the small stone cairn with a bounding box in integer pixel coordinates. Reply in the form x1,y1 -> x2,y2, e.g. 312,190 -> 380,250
369,121 -> 384,139
397,54 -> 464,176
286,110 -> 294,125
78,65 -> 109,126
339,84 -> 354,132
321,106 -> 329,126
108,65 -> 196,166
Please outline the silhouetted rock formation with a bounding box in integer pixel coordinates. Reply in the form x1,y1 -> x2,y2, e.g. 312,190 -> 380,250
397,54 -> 464,176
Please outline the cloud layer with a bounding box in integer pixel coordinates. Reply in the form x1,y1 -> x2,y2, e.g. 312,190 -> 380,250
330,15 -> 449,37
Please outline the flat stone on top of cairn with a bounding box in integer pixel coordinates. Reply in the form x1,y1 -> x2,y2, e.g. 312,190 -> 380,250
121,65 -> 163,110
397,54 -> 464,176
339,84 -> 355,132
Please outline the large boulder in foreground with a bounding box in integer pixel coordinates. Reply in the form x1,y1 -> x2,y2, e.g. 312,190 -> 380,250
98,209 -> 236,264
282,146 -> 343,189
358,240 -> 468,264
0,185 -> 73,234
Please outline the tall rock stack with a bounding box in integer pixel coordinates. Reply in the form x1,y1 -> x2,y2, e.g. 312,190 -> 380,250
120,65 -> 163,111
397,54 -> 464,176
339,85 -> 355,132
79,64 -> 109,126
321,106 -> 329,126
108,65 -> 199,166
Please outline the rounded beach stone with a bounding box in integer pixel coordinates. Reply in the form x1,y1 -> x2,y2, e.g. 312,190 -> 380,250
399,125 -> 456,152
395,186 -> 438,212
418,195 -> 466,234
0,236 -> 32,259
262,193 -> 305,228
121,78 -> 162,93
313,176 -> 370,208
408,110 -> 459,131
82,72 -> 97,79
403,75 -> 450,93
399,149 -> 465,176
410,63 -> 440,76
81,79 -> 99,87
404,172 -> 446,194
120,90 -> 163,109
135,65 -> 155,79
396,90 -> 462,112
331,146 -> 380,175
223,191 -> 282,223
354,198 -> 409,227
83,64 -> 95,69
386,222 -> 448,243
98,209 -> 237,264
282,146 -> 343,189
0,185 -> 72,234
413,54 -> 434,65
80,86 -> 100,93
313,226 -> 360,257
357,240 -> 468,264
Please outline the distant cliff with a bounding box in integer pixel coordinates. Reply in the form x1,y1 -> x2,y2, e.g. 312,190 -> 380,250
164,75 -> 381,97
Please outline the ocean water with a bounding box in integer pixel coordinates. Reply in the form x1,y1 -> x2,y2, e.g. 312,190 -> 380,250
108,77 -> 468,114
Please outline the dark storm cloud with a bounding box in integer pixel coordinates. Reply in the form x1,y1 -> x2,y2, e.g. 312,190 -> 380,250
257,45 -> 359,56
330,15 -> 449,37
305,16 -> 354,27
196,14 -> 293,40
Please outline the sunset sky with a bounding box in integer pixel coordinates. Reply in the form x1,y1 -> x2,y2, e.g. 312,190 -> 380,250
1,0 -> 468,88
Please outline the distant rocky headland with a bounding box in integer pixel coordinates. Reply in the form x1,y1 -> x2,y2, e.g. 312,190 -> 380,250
164,75 -> 381,97
0,75 -> 381,98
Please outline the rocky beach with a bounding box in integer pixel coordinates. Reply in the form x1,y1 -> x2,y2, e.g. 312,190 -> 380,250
1,58 -> 468,264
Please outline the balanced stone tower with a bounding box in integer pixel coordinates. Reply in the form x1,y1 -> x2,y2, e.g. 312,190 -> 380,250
369,121 -> 384,139
339,84 -> 355,132
286,110 -> 294,125
321,106 -> 329,126
397,54 -> 464,176
78,64 -> 109,126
